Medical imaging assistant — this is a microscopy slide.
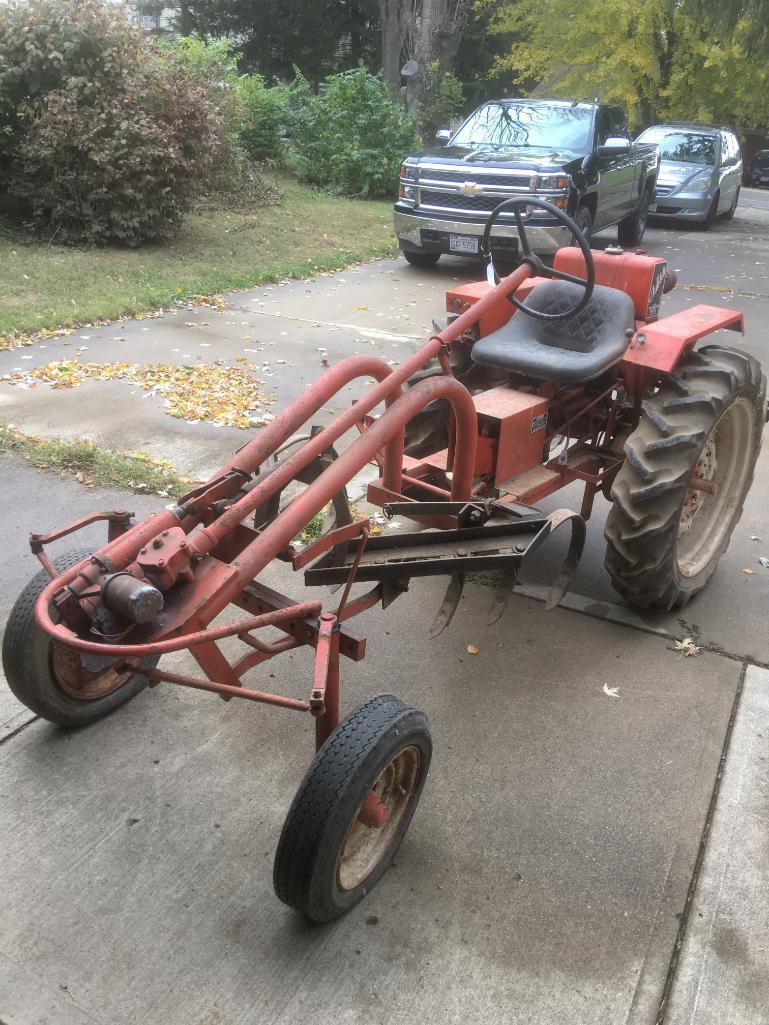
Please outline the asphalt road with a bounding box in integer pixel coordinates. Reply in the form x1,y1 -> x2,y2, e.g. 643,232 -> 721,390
1,194 -> 769,1025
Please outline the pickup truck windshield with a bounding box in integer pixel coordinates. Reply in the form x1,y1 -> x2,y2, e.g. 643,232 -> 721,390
637,129 -> 716,166
450,102 -> 594,153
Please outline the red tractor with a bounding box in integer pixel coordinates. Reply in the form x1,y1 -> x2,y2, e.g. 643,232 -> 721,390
4,200 -> 766,922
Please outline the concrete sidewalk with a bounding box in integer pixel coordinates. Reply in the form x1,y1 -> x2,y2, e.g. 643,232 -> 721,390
0,461 -> 764,1025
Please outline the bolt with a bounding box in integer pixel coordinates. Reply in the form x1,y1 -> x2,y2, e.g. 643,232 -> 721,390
180,540 -> 188,549
153,538 -> 163,549
140,548 -> 147,555
514,543 -> 526,553
456,548 -> 468,557
157,559 -> 165,567
320,612 -> 336,623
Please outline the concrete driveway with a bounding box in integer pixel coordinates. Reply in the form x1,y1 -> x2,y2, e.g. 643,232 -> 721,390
1,193 -> 769,1025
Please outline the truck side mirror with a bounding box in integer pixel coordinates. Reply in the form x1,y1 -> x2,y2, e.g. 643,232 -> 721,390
597,137 -> 631,158
435,128 -> 452,145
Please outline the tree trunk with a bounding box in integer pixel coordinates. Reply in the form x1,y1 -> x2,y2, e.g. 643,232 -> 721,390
378,0 -> 408,91
404,0 -> 470,114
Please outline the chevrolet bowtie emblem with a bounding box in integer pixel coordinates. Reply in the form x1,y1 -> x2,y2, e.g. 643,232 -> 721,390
458,181 -> 482,196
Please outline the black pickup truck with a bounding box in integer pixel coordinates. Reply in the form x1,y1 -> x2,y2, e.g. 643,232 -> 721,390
394,99 -> 659,266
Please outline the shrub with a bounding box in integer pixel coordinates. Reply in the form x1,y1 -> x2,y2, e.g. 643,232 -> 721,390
419,62 -> 465,140
290,67 -> 420,198
0,0 -> 221,245
238,75 -> 293,163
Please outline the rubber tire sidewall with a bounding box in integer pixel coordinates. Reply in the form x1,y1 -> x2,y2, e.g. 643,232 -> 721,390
605,347 -> 766,610
723,187 -> 740,220
402,249 -> 441,268
571,206 -> 592,247
274,694 -> 432,922
618,189 -> 649,246
2,548 -> 157,727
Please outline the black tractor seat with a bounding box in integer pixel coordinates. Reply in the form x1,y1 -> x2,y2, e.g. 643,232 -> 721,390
472,281 -> 635,385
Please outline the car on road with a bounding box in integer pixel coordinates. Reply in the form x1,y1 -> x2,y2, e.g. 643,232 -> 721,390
636,122 -> 742,227
394,99 -> 659,267
749,149 -> 769,188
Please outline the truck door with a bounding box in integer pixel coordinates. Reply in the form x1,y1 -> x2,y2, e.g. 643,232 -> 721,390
594,107 -> 626,227
610,107 -> 639,219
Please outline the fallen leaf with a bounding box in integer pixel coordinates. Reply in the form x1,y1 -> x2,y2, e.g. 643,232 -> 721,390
466,644 -> 479,655
759,557 -> 769,569
741,568 -> 754,575
602,683 -> 619,698
749,535 -> 761,542
674,637 -> 701,656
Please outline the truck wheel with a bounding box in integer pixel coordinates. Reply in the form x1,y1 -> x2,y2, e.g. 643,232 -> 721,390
274,694 -> 431,922
618,189 -> 650,246
605,346 -> 766,611
570,206 -> 592,246
2,549 -> 158,727
402,249 -> 440,268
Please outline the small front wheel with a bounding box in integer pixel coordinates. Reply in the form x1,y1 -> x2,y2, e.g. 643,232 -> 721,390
274,694 -> 431,922
2,549 -> 157,726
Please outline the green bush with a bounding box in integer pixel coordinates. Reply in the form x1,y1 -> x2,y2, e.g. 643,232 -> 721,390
238,75 -> 292,163
0,0 -> 221,245
419,62 -> 465,140
290,67 -> 420,198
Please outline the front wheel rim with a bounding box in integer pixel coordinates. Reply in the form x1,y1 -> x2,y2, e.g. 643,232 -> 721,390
336,745 -> 421,892
676,397 -> 755,577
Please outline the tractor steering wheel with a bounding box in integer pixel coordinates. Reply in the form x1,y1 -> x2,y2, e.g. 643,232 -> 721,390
481,197 -> 595,321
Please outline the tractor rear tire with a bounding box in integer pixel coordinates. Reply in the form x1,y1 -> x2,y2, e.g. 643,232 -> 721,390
604,346 -> 766,611
2,549 -> 157,726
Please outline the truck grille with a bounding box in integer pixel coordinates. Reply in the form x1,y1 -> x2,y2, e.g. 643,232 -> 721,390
417,167 -> 534,190
419,189 -> 508,215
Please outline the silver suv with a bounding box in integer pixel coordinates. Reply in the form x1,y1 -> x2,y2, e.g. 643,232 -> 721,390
635,122 -> 742,227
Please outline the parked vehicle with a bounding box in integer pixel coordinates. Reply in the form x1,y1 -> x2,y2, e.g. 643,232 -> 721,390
394,99 -> 659,267
636,122 -> 742,226
749,149 -> 769,188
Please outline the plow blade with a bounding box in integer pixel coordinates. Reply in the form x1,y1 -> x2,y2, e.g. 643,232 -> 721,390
303,505 -> 586,616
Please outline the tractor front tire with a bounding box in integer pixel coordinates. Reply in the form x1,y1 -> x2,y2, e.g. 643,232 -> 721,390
605,346 -> 766,611
274,694 -> 431,922
2,549 -> 157,727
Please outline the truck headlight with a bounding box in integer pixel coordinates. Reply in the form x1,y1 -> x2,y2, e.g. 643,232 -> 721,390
531,174 -> 571,191
687,172 -> 713,192
399,183 -> 416,201
400,163 -> 417,181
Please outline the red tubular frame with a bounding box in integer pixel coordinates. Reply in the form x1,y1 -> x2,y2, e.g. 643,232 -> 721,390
29,262 -> 533,737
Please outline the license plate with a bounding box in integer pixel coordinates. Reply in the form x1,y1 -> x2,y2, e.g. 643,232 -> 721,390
449,234 -> 479,254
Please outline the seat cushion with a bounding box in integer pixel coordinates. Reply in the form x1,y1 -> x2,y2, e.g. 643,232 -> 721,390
472,281 -> 635,384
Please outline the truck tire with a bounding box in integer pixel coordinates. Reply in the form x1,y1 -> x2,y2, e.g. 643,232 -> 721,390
617,188 -> 650,246
570,206 -> 592,246
604,346 -> 766,611
402,249 -> 440,268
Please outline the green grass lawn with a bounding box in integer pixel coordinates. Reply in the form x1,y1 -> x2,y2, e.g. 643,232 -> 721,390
0,176 -> 396,342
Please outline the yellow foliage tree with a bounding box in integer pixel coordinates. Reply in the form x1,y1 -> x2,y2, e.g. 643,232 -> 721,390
486,0 -> 769,132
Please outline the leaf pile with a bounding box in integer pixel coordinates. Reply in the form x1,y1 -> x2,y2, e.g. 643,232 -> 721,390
2,358 -> 276,429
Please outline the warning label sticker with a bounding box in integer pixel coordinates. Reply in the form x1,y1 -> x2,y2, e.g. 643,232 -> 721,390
531,413 -> 548,433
